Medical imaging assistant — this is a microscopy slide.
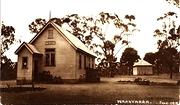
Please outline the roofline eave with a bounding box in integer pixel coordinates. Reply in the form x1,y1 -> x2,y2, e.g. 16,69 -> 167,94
77,48 -> 96,58
15,42 -> 42,55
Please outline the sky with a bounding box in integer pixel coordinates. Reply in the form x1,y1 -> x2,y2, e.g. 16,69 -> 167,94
1,0 -> 180,62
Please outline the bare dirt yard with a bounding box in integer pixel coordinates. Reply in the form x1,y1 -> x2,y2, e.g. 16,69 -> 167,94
0,75 -> 179,104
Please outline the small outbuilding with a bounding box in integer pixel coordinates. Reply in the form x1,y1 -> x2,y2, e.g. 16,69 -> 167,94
133,60 -> 153,75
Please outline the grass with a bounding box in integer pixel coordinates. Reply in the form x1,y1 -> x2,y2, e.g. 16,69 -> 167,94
1,76 -> 179,104
0,87 -> 46,93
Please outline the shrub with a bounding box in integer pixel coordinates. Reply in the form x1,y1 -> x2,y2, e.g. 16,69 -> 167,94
86,68 -> 100,83
38,71 -> 53,82
79,75 -> 86,82
134,77 -> 142,83
52,76 -> 63,84
139,79 -> 150,85
38,71 -> 63,84
134,78 -> 150,85
1,60 -> 17,80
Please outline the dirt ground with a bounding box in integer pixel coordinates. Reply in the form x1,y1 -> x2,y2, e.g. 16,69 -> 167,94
0,75 -> 179,104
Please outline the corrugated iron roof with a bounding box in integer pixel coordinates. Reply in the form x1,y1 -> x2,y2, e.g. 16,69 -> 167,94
26,43 -> 41,54
15,42 -> 41,54
133,60 -> 152,66
16,21 -> 96,57
53,23 -> 96,57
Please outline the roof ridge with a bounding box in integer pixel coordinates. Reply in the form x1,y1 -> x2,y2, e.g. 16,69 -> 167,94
15,42 -> 41,54
133,59 -> 152,66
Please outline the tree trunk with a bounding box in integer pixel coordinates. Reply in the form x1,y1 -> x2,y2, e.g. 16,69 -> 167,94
157,69 -> 159,75
169,66 -> 173,79
157,66 -> 159,75
170,71 -> 173,79
170,66 -> 173,79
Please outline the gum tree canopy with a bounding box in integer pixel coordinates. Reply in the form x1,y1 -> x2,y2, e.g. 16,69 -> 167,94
1,22 -> 16,55
1,22 -> 17,80
166,0 -> 180,8
120,47 -> 140,75
154,11 -> 180,79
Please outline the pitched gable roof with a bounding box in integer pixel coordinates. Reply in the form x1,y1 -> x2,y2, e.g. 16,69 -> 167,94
133,60 -> 152,67
15,42 -> 41,54
53,23 -> 96,57
29,21 -> 96,57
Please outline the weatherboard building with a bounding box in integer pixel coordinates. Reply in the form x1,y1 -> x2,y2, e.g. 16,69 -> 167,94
15,21 -> 96,84
133,60 -> 153,75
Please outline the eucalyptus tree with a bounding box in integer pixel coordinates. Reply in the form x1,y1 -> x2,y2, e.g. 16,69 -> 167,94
154,11 -> 180,78
143,52 -> 156,65
120,47 -> 140,75
166,0 -> 180,8
1,22 -> 16,55
1,22 -> 17,80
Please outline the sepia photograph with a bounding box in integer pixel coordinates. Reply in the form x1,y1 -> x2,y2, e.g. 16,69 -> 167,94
1,0 -> 180,104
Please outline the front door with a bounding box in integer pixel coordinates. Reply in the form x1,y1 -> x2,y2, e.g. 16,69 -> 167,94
33,59 -> 39,81
33,54 -> 42,82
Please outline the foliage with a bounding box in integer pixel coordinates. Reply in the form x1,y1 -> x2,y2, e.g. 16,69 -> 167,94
29,18 -> 46,34
38,71 -> 63,84
1,23 -> 18,80
38,71 -> 53,82
143,52 -> 156,65
166,0 -> 180,8
1,56 -> 17,80
144,48 -> 179,76
120,47 -> 140,75
154,12 -> 180,49
98,40 -> 117,77
134,77 -> 142,83
154,11 -> 180,78
86,68 -> 100,82
155,48 -> 179,75
134,78 -> 150,85
1,23 -> 16,54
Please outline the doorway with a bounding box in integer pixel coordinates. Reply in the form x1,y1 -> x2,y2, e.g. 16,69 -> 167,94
33,59 -> 39,81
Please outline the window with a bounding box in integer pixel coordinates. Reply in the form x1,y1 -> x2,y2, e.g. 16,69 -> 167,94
92,58 -> 94,68
48,30 -> 53,39
22,57 -> 28,69
45,48 -> 55,66
89,57 -> 91,68
79,54 -> 82,69
84,55 -> 86,69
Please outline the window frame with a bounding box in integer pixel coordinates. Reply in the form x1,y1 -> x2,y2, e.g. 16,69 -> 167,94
88,57 -> 91,68
84,55 -> 86,69
45,48 -> 56,67
22,57 -> 28,69
48,30 -> 53,39
92,58 -> 94,69
79,54 -> 82,69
